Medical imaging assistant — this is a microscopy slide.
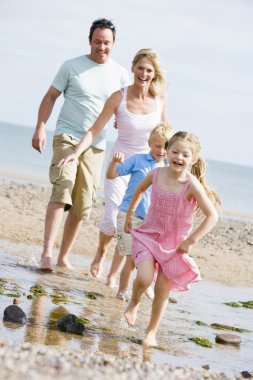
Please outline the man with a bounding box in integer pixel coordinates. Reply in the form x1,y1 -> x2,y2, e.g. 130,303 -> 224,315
32,18 -> 130,271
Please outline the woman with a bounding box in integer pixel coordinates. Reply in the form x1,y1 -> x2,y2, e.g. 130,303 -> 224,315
60,48 -> 169,283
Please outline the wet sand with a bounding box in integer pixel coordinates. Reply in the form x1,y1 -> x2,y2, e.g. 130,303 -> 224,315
0,179 -> 253,380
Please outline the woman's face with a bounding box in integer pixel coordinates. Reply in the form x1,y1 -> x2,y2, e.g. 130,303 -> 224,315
132,57 -> 155,88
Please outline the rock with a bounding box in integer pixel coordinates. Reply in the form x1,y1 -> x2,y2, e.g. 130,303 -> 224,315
215,333 -> 242,345
3,305 -> 27,324
57,314 -> 85,335
13,298 -> 20,304
241,371 -> 253,378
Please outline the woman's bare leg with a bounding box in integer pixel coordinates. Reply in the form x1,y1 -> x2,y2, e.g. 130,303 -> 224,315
90,231 -> 113,277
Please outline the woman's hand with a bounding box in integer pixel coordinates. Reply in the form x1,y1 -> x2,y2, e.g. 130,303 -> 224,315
58,153 -> 78,167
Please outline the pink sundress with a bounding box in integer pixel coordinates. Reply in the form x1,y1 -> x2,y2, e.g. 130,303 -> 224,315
131,168 -> 201,291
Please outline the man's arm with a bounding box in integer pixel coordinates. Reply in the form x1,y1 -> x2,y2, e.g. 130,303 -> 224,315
32,86 -> 62,153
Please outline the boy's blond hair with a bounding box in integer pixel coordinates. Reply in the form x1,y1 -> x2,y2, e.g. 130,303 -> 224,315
148,123 -> 174,144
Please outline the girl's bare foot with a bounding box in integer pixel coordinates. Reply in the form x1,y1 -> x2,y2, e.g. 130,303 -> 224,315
116,291 -> 130,302
39,256 -> 53,272
90,252 -> 104,277
143,331 -> 157,347
124,299 -> 139,326
145,286 -> 154,300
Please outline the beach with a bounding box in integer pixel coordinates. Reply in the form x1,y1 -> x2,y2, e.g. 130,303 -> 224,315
0,179 -> 253,380
1,179 -> 252,287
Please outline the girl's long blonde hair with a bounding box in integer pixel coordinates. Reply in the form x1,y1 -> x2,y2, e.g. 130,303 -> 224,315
166,131 -> 221,213
132,48 -> 167,97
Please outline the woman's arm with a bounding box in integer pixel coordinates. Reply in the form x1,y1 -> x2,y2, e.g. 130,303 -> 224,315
177,179 -> 219,253
124,171 -> 153,233
106,152 -> 124,179
59,91 -> 122,166
160,93 -> 169,124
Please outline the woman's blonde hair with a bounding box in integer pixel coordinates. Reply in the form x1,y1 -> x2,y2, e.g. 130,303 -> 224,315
132,48 -> 167,96
165,131 -> 221,212
149,123 -> 174,144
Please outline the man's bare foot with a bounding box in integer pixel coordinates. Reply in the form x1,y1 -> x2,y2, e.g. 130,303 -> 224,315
106,275 -> 116,288
124,299 -> 139,326
145,286 -> 154,300
39,256 -> 53,272
143,331 -> 157,347
90,251 -> 105,277
56,259 -> 73,269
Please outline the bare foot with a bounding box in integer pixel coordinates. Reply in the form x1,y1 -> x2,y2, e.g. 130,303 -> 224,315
106,275 -> 116,288
56,259 -> 73,269
90,251 -> 105,277
143,331 -> 157,347
39,256 -> 53,272
145,286 -> 154,300
124,299 -> 139,326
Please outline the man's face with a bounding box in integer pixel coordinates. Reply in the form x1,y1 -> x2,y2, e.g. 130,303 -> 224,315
89,28 -> 114,64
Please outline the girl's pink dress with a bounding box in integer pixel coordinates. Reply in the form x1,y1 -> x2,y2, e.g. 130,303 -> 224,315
131,168 -> 201,291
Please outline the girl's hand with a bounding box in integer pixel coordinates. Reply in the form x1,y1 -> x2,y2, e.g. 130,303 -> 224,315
124,217 -> 132,234
112,152 -> 124,163
58,153 -> 78,167
176,239 -> 193,254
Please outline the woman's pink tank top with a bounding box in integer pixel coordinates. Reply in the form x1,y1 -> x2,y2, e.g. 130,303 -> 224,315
113,87 -> 163,159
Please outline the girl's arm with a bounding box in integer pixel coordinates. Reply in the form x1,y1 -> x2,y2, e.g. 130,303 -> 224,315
124,171 -> 153,233
106,152 -> 124,179
177,179 -> 219,253
59,91 -> 121,166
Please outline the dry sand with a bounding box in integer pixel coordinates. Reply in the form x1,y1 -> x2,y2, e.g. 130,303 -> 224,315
0,179 -> 253,287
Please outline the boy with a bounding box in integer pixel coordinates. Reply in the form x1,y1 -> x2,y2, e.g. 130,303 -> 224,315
106,124 -> 174,300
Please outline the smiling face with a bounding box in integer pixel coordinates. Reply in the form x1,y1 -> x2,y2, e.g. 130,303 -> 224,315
167,139 -> 195,173
131,57 -> 155,89
149,135 -> 167,163
88,28 -> 114,64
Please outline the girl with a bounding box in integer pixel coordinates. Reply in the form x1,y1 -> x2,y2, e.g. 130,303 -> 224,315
124,131 -> 220,347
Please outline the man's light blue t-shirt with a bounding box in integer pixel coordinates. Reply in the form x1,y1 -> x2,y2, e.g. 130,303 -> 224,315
52,55 -> 130,150
117,152 -> 163,219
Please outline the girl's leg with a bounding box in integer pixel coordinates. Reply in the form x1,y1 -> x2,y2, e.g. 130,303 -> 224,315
106,246 -> 126,287
143,270 -> 171,347
124,260 -> 154,326
117,255 -> 135,298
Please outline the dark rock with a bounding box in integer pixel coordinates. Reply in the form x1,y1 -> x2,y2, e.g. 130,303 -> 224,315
57,314 -> 85,335
241,371 -> 252,379
3,305 -> 27,324
215,333 -> 242,345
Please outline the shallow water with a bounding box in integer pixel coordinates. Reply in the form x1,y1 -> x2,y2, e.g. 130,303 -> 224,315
0,239 -> 252,375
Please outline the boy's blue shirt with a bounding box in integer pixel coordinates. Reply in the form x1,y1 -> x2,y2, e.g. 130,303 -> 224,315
117,152 -> 163,219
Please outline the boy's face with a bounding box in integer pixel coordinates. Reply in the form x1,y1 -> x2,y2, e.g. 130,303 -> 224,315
149,136 -> 167,163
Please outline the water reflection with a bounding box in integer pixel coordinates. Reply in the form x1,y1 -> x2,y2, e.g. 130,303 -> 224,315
0,240 -> 252,375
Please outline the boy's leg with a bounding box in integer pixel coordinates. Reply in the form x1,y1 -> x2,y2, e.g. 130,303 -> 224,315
143,270 -> 171,347
124,260 -> 154,326
90,231 -> 113,277
117,255 -> 135,297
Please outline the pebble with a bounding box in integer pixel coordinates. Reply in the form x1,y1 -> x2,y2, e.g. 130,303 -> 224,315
3,305 -> 27,324
215,334 -> 242,345
0,341 -> 247,380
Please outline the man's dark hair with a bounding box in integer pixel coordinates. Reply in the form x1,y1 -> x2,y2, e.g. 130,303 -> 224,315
89,18 -> 116,42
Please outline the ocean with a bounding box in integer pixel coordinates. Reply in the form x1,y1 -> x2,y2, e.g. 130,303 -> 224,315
0,121 -> 252,221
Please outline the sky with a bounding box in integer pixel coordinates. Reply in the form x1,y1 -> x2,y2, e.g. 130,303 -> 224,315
1,0 -> 252,167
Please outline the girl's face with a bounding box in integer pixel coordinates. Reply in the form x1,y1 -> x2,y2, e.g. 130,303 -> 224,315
167,140 -> 194,173
132,58 -> 155,88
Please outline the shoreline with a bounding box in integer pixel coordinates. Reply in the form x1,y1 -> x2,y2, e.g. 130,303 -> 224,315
0,178 -> 253,287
